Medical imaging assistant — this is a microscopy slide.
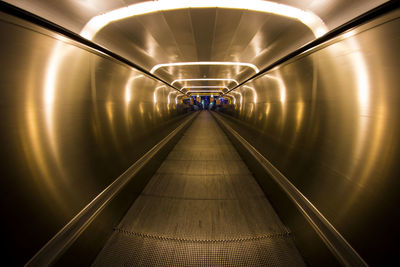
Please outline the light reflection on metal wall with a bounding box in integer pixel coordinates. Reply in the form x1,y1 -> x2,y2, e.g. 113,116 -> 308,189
0,12 -> 186,265
4,0 -> 387,86
222,10 -> 400,265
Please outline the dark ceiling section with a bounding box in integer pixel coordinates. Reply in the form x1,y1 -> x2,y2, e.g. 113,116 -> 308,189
210,9 -> 244,62
162,9 -> 198,62
190,8 -> 217,62
136,12 -> 182,62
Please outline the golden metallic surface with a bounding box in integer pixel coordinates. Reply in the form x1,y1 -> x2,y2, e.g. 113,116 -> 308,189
0,12 -> 186,264
221,9 -> 400,265
3,0 -> 387,89
0,0 -> 399,266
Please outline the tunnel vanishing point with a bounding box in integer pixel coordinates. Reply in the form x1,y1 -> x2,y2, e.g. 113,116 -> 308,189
0,1 -> 399,266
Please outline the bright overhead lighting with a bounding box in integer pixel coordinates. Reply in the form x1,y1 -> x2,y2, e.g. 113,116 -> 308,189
171,78 -> 239,86
80,0 -> 327,40
150,61 -> 259,74
182,86 -> 228,90
190,90 -> 223,93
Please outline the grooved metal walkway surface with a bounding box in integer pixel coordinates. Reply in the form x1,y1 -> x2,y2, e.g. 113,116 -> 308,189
93,111 -> 304,266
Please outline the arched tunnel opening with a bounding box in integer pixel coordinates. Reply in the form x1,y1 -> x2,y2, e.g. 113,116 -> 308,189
0,1 -> 399,266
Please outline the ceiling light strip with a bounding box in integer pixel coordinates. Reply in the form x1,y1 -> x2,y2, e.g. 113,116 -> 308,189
171,78 -> 239,86
150,61 -> 259,74
182,86 -> 228,89
189,90 -> 223,93
80,0 -> 327,40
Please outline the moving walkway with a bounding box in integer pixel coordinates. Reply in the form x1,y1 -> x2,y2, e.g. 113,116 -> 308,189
93,110 -> 304,266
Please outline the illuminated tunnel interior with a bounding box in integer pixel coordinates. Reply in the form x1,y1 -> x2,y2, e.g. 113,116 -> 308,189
0,0 -> 399,266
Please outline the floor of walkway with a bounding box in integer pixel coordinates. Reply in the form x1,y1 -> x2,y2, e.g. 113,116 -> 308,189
94,111 -> 304,266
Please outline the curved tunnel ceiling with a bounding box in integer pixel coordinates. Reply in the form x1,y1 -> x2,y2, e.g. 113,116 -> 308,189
5,0 -> 388,92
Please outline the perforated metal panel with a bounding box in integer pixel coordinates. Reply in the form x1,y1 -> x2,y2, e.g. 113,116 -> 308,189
93,229 -> 303,266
